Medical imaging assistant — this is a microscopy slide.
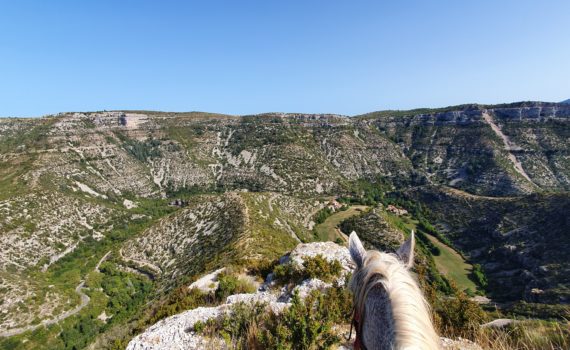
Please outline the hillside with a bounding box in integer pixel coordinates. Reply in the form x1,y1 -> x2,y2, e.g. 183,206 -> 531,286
0,102 -> 569,349
405,186 -> 570,304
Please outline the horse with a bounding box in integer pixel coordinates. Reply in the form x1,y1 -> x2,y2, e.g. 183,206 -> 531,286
348,231 -> 440,350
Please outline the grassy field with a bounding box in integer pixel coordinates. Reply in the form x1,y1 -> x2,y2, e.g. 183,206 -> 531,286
314,205 -> 368,241
399,216 -> 479,293
424,233 -> 479,292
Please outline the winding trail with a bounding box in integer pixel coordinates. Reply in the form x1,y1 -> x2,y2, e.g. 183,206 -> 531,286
119,248 -> 162,275
0,281 -> 90,338
1,250 -> 114,338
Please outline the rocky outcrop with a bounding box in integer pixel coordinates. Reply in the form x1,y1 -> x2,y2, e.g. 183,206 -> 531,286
126,242 -> 352,350
127,241 -> 483,350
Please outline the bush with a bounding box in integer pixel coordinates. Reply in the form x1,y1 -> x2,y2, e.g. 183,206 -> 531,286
302,255 -> 342,282
198,285 -> 353,349
434,281 -> 487,339
215,273 -> 257,300
471,264 -> 487,289
272,255 -> 343,285
415,229 -> 441,256
314,207 -> 334,224
431,245 -> 441,256
145,287 -> 217,326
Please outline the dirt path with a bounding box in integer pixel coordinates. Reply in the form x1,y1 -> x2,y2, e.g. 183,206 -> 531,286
482,112 -> 535,185
119,248 -> 162,275
95,251 -> 112,273
1,250 -> 117,338
441,185 -> 515,201
0,281 -> 90,338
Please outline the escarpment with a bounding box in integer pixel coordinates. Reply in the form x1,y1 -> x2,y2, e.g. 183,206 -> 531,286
0,101 -> 568,349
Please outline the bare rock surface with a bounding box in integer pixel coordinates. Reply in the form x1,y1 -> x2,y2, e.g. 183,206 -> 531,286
188,268 -> 225,293
481,318 -> 519,328
440,337 -> 483,350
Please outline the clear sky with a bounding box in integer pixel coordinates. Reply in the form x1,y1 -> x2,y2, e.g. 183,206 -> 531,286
1,0 -> 569,117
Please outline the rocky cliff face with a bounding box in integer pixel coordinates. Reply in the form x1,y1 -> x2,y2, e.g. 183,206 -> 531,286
362,103 -> 570,195
0,102 -> 568,347
2,103 -> 568,203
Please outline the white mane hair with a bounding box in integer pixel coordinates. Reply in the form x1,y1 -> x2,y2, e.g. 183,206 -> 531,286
349,231 -> 440,350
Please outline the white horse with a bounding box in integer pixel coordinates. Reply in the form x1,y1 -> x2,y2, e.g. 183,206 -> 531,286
348,231 -> 440,350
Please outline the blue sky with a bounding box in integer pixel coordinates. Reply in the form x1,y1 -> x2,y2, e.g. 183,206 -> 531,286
1,0 -> 569,117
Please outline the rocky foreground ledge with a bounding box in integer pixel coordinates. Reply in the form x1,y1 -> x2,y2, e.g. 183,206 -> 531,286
126,242 -> 481,350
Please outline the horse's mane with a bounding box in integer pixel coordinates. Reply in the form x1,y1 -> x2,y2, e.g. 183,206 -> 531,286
350,250 -> 440,349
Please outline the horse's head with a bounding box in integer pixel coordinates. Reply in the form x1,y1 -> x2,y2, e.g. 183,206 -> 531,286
347,231 -> 440,350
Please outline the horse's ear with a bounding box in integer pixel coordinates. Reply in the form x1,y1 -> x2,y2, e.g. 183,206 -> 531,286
397,230 -> 415,268
349,231 -> 366,268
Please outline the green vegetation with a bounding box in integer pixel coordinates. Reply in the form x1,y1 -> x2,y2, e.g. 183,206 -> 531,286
432,281 -> 487,338
415,229 -> 441,256
215,271 -> 257,300
506,301 -> 570,320
313,205 -> 367,241
313,207 -> 334,225
57,262 -> 152,350
1,104 -> 569,349
0,260 -> 153,350
388,212 -> 480,294
122,138 -> 162,162
198,284 -> 352,349
423,232 -> 479,294
0,196 -> 176,350
471,264 -> 487,289
0,118 -> 56,153
273,255 -> 343,285
478,320 -> 570,350
422,272 -> 570,349
418,219 -> 453,246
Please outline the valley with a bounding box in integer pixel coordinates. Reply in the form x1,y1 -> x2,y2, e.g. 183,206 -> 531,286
0,102 -> 568,349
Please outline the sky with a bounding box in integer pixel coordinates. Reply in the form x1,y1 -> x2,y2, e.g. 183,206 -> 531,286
1,0 -> 569,117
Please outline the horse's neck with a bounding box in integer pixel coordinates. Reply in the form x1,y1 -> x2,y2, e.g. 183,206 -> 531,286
362,285 -> 396,349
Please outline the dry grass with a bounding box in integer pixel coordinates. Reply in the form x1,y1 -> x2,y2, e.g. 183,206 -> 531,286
441,320 -> 570,350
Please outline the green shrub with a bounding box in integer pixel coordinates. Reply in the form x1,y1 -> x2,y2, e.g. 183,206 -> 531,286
418,219 -> 453,246
215,273 -> 256,300
431,246 -> 441,256
272,263 -> 296,284
123,139 -> 162,162
314,207 -> 334,224
199,285 -> 353,349
433,281 -> 487,339
302,255 -> 342,282
471,264 -> 487,289
193,320 -> 205,333
145,287 -> 217,326
272,255 -> 343,285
